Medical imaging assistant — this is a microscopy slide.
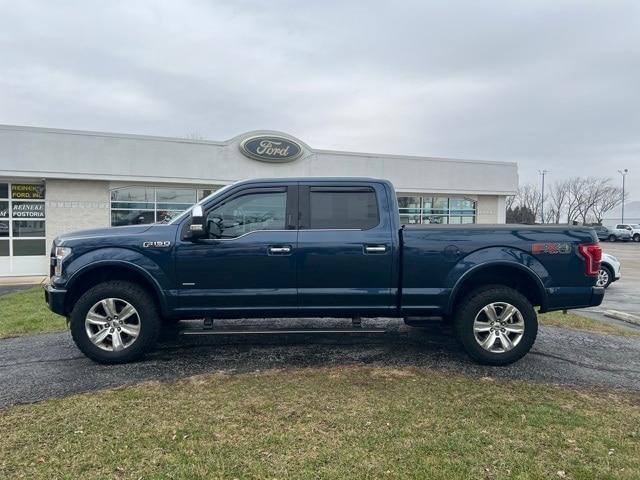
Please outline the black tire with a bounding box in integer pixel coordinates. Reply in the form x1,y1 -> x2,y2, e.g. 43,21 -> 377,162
608,235 -> 616,242
634,234 -> 640,243
598,265 -> 613,289
454,285 -> 538,366
70,281 -> 161,364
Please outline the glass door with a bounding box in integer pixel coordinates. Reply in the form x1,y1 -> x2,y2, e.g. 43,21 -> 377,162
0,181 -> 47,276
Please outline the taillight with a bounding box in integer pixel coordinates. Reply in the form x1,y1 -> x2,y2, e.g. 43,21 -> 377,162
578,243 -> 602,277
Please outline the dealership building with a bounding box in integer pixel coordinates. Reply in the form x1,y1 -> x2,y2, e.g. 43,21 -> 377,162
0,124 -> 518,277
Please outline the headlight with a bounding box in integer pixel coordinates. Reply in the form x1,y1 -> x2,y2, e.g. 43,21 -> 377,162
54,247 -> 72,277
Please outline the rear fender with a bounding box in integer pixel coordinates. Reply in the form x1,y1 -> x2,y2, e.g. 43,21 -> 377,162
445,247 -> 549,314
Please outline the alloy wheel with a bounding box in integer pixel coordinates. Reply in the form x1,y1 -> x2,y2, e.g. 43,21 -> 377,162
85,298 -> 141,351
473,302 -> 525,353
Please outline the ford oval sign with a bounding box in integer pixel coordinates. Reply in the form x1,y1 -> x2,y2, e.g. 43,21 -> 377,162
240,136 -> 303,163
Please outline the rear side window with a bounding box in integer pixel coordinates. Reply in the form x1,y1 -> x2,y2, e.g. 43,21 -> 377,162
309,188 -> 379,230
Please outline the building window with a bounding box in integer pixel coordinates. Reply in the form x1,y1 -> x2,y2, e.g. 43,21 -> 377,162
0,182 -> 47,257
110,186 -> 215,226
397,195 -> 476,224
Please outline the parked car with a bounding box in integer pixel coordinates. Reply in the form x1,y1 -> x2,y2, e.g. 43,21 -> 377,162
45,177 -> 604,366
597,252 -> 621,288
616,224 -> 640,242
593,225 -> 632,242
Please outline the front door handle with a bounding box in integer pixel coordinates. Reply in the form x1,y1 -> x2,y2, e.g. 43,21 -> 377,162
364,245 -> 387,254
268,245 -> 292,255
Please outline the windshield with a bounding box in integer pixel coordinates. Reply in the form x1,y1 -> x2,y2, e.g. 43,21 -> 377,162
167,183 -> 236,225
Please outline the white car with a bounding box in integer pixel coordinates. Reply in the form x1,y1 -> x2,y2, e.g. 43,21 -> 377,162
616,224 -> 640,242
597,252 -> 621,288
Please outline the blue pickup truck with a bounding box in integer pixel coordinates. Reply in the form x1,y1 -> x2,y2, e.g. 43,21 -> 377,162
45,177 -> 604,365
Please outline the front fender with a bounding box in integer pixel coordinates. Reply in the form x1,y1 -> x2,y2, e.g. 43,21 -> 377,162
63,247 -> 172,314
445,246 -> 549,313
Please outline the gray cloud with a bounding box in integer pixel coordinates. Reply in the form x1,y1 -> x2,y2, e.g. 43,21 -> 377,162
0,0 -> 638,198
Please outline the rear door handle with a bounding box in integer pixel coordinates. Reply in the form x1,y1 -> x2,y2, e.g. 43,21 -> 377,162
268,245 -> 292,255
364,245 -> 387,254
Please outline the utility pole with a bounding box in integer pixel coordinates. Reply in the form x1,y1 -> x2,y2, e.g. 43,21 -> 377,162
538,170 -> 549,224
618,169 -> 628,224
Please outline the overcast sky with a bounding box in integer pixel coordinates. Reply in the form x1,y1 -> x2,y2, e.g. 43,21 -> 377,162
1,0 -> 638,199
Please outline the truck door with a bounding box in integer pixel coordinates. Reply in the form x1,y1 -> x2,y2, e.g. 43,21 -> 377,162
174,184 -> 298,315
296,182 -> 395,315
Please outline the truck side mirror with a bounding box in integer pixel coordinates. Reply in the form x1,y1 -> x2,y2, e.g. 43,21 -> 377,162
188,205 -> 206,240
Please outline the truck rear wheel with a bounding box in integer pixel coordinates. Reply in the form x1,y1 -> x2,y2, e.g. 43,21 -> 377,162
454,285 -> 538,366
70,281 -> 161,364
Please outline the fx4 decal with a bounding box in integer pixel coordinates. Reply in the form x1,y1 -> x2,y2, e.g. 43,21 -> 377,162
531,242 -> 571,254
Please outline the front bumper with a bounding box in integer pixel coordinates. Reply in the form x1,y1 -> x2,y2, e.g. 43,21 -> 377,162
44,283 -> 67,316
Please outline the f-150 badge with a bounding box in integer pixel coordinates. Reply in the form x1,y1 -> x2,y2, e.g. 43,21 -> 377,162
142,241 -> 171,248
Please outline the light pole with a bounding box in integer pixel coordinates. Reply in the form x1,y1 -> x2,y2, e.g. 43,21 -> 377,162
538,170 -> 549,224
618,169 -> 628,224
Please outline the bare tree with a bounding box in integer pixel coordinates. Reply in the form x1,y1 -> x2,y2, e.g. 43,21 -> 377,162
519,183 -> 541,222
505,191 -> 518,211
512,176 -> 627,225
566,177 -> 588,224
590,182 -> 626,224
548,180 -> 570,223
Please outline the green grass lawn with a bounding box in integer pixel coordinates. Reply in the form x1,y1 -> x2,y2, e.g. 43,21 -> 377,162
0,286 -> 66,338
540,310 -> 640,337
1,366 -> 639,479
1,286 -> 639,339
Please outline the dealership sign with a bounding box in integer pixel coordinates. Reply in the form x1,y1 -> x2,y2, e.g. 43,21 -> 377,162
12,202 -> 45,218
11,183 -> 45,200
240,136 -> 303,163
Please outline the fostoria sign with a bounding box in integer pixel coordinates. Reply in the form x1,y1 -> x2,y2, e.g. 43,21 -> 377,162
240,135 -> 303,163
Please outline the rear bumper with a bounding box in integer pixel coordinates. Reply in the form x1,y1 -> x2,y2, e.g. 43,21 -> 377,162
542,286 -> 605,312
590,286 -> 605,307
44,283 -> 67,316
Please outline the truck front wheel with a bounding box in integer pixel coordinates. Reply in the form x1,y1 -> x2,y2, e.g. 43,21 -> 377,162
69,281 -> 161,364
454,285 -> 538,366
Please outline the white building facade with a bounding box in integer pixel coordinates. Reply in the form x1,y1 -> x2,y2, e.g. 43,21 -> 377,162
0,124 -> 518,277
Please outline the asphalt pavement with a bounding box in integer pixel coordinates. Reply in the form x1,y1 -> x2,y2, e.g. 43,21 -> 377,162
1,318 -> 639,409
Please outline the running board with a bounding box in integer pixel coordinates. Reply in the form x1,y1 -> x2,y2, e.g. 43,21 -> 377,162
179,328 -> 386,336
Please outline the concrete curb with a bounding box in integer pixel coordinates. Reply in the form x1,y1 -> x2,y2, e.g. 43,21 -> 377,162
0,275 -> 47,286
604,310 -> 640,327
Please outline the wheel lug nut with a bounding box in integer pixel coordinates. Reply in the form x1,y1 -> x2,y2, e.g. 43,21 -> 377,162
109,328 -> 114,333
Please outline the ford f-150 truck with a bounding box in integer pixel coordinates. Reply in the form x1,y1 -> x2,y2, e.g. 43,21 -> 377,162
45,178 -> 604,365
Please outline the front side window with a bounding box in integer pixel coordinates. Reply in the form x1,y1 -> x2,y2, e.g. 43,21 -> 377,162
309,189 -> 379,230
206,191 -> 286,238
